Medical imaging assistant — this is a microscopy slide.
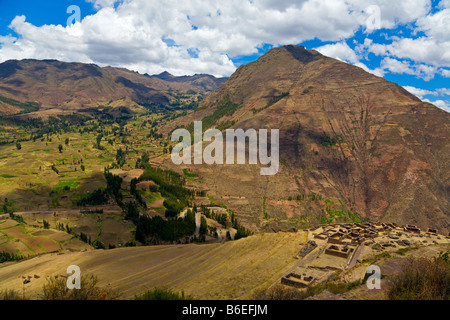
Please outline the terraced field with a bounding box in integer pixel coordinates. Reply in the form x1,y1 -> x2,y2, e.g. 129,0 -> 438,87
0,115 -> 170,214
0,230 -> 307,299
0,218 -> 90,256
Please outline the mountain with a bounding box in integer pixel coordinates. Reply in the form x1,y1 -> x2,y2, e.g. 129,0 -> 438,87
162,45 -> 450,234
149,71 -> 227,91
0,59 -> 226,118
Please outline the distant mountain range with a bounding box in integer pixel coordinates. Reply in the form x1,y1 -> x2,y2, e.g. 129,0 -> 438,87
0,59 -> 227,118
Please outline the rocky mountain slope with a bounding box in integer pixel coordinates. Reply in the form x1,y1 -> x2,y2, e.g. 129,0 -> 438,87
0,59 -> 226,118
162,45 -> 449,234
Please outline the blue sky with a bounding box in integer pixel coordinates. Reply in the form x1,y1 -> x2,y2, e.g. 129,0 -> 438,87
0,0 -> 449,111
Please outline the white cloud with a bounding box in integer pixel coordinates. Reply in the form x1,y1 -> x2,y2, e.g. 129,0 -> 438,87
354,62 -> 385,77
403,85 -> 436,99
0,0 -> 438,77
439,0 -> 450,9
350,2 -> 450,82
402,85 -> 450,113
436,88 -> 450,95
315,42 -> 360,64
423,99 -> 450,112
383,37 -> 450,68
381,58 -> 414,74
315,41 -> 385,76
362,6 -> 450,78
439,68 -> 450,77
380,57 -> 438,80
416,6 -> 450,41
86,0 -> 122,10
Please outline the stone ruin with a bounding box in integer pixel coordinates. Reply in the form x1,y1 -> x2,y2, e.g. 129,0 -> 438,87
280,222 -> 448,290
295,240 -> 317,259
313,223 -> 379,245
324,244 -> 355,259
281,272 -> 315,288
404,224 -> 421,233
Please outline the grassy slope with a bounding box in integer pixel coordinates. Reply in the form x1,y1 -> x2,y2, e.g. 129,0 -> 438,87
0,231 -> 307,299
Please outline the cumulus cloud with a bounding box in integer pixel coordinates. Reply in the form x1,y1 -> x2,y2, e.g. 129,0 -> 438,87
360,4 -> 450,79
383,37 -> 450,68
403,85 -> 436,99
380,57 -> 438,80
315,41 -> 385,76
316,42 -> 360,64
403,85 -> 450,112
423,99 -> 450,112
0,0 -> 439,77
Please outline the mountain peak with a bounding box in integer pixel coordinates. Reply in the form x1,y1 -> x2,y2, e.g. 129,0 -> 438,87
154,71 -> 175,80
282,45 -> 323,63
259,45 -> 324,65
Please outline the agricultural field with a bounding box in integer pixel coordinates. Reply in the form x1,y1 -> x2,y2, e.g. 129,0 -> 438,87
0,110 -> 251,269
0,113 -> 173,213
0,215 -> 89,257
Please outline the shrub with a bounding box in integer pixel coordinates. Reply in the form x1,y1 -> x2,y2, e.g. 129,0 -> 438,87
8,212 -> 25,224
252,284 -> 306,300
134,288 -> 192,300
41,273 -> 119,300
77,188 -> 108,206
0,251 -> 24,263
0,289 -> 23,300
387,253 -> 450,300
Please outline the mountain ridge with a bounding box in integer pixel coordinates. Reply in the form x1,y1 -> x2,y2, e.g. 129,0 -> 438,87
0,59 -> 227,118
161,45 -> 449,234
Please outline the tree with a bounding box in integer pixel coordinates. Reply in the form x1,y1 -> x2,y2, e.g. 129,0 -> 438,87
96,133 -> 103,149
124,201 -> 140,223
135,152 -> 149,168
58,144 -> 63,153
200,216 -> 207,236
65,138 -> 69,145
116,148 -> 125,167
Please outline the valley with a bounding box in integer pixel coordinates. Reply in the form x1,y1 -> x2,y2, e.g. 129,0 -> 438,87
0,45 -> 448,300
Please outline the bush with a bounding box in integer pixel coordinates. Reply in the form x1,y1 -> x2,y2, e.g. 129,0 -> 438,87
0,289 -> 23,300
41,273 -> 119,300
252,284 -> 306,300
135,213 -> 196,244
92,240 -> 106,250
0,251 -> 24,263
134,288 -> 192,300
387,253 -> 450,300
77,188 -> 109,206
9,212 -> 25,224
